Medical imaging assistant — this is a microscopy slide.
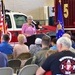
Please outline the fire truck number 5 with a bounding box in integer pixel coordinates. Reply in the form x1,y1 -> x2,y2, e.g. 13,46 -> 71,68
64,4 -> 69,18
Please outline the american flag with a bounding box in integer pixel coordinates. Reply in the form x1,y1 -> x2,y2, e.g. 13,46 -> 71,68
0,14 -> 3,31
0,0 -> 6,34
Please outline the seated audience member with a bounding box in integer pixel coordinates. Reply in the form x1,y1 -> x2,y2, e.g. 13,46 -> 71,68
62,33 -> 75,53
29,38 -> 42,56
0,34 -> 13,54
50,38 -> 57,50
13,34 -> 29,59
44,50 -> 57,75
13,34 -> 29,67
36,37 -> 75,75
32,36 -> 50,66
0,52 -> 8,67
62,33 -> 71,38
45,50 -> 57,58
65,31 -> 75,48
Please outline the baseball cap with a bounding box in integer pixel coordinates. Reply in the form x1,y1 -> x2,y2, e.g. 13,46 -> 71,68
35,38 -> 42,44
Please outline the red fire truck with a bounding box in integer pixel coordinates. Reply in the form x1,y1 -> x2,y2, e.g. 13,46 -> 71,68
55,0 -> 75,38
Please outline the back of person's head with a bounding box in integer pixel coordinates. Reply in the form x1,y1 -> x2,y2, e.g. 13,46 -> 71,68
45,50 -> 57,58
62,33 -> 71,39
2,34 -> 10,42
57,37 -> 72,52
18,34 -> 26,44
51,38 -> 57,45
42,36 -> 51,47
35,38 -> 42,45
65,30 -> 72,36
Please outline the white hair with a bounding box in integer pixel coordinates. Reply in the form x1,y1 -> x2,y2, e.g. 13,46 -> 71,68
57,37 -> 72,48
27,15 -> 33,20
35,38 -> 42,44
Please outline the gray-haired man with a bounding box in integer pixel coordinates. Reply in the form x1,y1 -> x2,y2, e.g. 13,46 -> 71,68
36,37 -> 75,75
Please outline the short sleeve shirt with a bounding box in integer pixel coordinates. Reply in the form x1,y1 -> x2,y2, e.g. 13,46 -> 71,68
0,52 -> 8,67
0,42 -> 13,54
50,45 -> 57,50
29,44 -> 42,56
42,50 -> 75,75
22,23 -> 36,35
32,47 -> 49,66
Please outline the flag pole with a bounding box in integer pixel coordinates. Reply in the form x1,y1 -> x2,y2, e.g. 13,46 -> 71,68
1,0 -> 6,34
59,0 -> 61,4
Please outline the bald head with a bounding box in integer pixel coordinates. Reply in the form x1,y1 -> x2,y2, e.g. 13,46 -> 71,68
62,33 -> 71,39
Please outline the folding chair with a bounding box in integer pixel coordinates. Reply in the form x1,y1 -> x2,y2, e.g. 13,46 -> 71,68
17,53 -> 31,60
24,57 -> 33,66
0,67 -> 14,75
8,59 -> 21,73
18,64 -> 38,75
7,54 -> 13,60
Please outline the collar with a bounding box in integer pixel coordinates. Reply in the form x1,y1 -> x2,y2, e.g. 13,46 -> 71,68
2,41 -> 8,44
53,45 -> 56,47
42,47 -> 49,50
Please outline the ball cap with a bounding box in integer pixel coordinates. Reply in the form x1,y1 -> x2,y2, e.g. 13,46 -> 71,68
35,38 -> 42,44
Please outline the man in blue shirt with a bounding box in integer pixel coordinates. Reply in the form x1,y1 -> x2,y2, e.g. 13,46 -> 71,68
0,34 -> 13,54
0,52 -> 8,67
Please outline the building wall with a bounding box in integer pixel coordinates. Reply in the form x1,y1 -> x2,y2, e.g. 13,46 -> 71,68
4,0 -> 54,20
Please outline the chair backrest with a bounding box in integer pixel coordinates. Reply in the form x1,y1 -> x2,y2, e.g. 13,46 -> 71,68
24,57 -> 33,66
8,59 -> 21,73
0,67 -> 14,75
18,64 -> 38,75
17,53 -> 31,60
44,71 -> 52,75
7,54 -> 13,60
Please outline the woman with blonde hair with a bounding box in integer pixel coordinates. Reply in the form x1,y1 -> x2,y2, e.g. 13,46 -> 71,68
13,34 -> 29,59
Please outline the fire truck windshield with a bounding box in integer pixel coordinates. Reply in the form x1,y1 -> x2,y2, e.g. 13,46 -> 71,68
14,15 -> 27,28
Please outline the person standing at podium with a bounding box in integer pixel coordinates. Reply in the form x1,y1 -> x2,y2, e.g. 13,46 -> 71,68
22,15 -> 36,46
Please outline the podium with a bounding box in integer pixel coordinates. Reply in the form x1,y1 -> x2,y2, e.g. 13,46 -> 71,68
26,35 -> 36,46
